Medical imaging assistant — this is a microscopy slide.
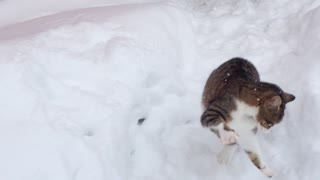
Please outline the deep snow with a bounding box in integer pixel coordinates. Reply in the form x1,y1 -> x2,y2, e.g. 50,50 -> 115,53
0,0 -> 320,180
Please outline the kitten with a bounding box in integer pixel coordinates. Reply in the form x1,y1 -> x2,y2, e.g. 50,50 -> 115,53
201,57 -> 295,177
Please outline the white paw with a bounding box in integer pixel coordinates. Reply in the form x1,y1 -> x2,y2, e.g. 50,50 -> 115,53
261,167 -> 274,178
220,131 -> 239,145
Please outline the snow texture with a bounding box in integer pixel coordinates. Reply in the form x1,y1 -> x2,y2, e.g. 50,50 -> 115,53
0,0 -> 320,180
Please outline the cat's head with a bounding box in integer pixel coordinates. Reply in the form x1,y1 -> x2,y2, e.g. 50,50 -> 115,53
257,86 -> 295,131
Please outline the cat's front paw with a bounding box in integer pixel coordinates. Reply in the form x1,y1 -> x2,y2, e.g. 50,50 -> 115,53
220,131 -> 239,145
261,166 -> 274,178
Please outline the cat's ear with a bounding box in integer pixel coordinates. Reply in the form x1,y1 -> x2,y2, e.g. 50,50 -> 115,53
283,92 -> 295,103
266,96 -> 282,109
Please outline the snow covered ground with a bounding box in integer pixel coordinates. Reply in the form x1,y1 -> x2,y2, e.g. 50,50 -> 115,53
0,0 -> 320,180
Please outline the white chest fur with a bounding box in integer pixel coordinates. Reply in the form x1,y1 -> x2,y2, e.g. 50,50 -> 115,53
216,100 -> 273,177
228,100 -> 259,135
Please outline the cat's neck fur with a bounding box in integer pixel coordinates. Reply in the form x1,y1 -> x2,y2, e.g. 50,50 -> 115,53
238,81 -> 276,107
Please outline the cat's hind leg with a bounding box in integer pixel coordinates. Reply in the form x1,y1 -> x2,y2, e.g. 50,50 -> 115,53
245,150 -> 274,177
237,132 -> 274,177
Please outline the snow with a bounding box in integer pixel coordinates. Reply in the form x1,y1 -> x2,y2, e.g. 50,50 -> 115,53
0,0 -> 320,180
0,0 -> 159,28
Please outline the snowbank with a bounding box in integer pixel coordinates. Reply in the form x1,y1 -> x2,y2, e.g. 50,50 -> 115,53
0,0 -> 319,180
0,0 -> 159,28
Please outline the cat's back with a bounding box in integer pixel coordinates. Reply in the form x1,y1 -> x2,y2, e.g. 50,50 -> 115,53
202,57 -> 260,108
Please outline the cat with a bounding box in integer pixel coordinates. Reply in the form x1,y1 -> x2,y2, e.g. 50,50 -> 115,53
201,57 -> 295,177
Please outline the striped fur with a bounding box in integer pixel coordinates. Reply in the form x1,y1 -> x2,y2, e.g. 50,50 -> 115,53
201,104 -> 226,127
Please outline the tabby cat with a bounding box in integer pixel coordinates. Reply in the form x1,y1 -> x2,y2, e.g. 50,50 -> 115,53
201,57 -> 295,177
